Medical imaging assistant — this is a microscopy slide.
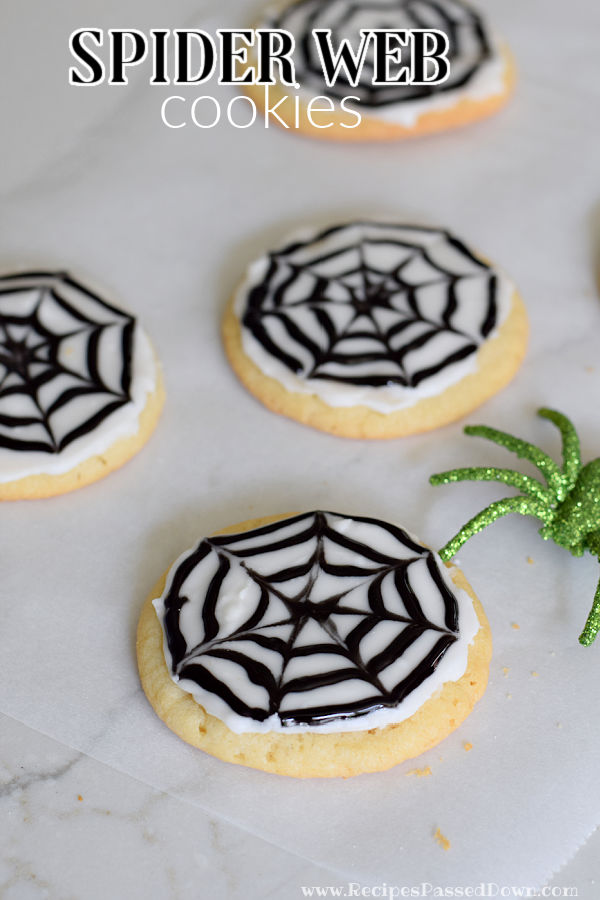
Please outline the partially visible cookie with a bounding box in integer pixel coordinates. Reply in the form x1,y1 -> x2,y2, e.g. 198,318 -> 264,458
0,271 -> 164,499
246,0 -> 515,141
223,222 -> 528,438
137,511 -> 492,778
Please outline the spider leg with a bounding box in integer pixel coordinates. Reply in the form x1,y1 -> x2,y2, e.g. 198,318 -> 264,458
430,467 -> 555,505
438,496 -> 555,561
537,408 -> 581,491
578,533 -> 600,645
464,425 -> 568,502
579,577 -> 600,646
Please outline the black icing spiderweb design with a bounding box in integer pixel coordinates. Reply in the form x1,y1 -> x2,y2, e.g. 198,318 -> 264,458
242,223 -> 499,390
0,272 -> 134,453
162,511 -> 461,727
271,0 -> 493,107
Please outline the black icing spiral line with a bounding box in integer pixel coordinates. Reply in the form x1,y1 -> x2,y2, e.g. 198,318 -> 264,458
270,0 -> 493,107
242,223 -> 499,390
0,272 -> 134,454
162,511 -> 461,727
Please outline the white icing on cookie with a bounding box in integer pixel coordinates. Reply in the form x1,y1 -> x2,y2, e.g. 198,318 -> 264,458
0,272 -> 158,483
264,0 -> 509,127
154,512 -> 480,734
234,222 -> 514,413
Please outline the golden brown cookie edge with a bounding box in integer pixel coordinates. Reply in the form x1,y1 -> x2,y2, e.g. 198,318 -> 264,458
0,357 -> 165,501
137,513 -> 492,778
222,287 -> 528,439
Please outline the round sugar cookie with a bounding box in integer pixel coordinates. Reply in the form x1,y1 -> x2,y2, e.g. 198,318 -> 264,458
137,511 -> 492,778
223,222 -> 528,438
0,271 -> 164,500
246,0 -> 515,141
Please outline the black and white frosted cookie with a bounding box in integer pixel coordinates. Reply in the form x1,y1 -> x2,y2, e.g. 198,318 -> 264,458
248,0 -> 514,140
137,511 -> 492,777
223,222 -> 528,438
0,271 -> 164,499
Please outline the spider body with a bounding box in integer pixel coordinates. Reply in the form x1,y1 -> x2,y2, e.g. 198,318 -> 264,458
541,459 -> 600,556
430,408 -> 600,646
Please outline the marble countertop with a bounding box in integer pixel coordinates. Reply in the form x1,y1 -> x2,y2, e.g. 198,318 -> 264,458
1,711 -> 597,899
1,1 -> 600,897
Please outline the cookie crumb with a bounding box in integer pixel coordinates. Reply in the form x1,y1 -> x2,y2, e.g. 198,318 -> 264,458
511,622 -> 520,630
434,827 -> 451,851
463,742 -> 472,752
531,671 -> 539,677
502,666 -> 510,677
407,766 -> 432,777
526,556 -> 534,565
77,795 -> 83,802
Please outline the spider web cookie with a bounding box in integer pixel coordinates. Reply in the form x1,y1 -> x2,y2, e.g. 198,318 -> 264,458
271,0 -> 497,109
248,0 -> 514,139
154,511 -> 479,731
224,222 -> 527,437
140,511 -> 490,775
0,271 -> 163,498
0,272 -> 134,453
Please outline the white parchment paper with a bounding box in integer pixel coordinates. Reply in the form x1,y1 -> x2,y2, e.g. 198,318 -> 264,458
1,0 -> 600,888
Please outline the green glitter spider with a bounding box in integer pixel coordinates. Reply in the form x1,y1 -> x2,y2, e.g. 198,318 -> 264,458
430,408 -> 600,646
